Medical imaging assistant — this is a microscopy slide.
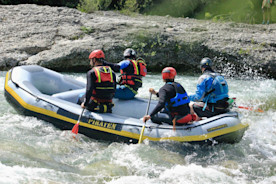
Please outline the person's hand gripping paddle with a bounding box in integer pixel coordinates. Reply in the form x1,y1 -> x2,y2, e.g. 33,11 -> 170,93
138,93 -> 152,144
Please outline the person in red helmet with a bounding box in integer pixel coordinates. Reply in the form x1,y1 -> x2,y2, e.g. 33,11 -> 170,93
78,49 -> 116,113
143,67 -> 196,125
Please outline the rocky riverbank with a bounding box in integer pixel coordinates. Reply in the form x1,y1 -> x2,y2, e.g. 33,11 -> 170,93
0,4 -> 275,78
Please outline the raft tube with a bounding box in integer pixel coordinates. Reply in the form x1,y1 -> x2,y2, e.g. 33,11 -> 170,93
4,65 -> 249,144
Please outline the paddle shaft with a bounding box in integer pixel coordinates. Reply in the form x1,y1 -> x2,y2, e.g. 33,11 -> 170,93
138,93 -> 152,144
230,97 -> 264,113
145,93 -> 152,115
237,105 -> 264,113
72,108 -> 85,135
77,108 -> 85,123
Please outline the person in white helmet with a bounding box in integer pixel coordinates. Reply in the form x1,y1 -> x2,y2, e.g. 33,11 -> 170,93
103,48 -> 147,100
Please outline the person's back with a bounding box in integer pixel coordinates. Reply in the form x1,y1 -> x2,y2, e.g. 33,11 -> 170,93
143,67 -> 195,125
195,69 -> 229,104
163,82 -> 190,116
119,57 -> 146,91
79,50 -> 116,113
90,66 -> 116,101
103,48 -> 147,100
189,58 -> 229,118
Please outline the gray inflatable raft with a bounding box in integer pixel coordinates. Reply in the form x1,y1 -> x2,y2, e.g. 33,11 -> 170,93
4,65 -> 248,144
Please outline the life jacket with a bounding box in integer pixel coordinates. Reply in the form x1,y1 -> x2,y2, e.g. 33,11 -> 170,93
165,82 -> 190,112
120,58 -> 147,89
202,73 -> 229,111
92,66 -> 115,101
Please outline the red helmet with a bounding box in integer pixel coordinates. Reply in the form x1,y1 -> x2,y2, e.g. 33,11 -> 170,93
162,67 -> 177,80
89,49 -> 105,59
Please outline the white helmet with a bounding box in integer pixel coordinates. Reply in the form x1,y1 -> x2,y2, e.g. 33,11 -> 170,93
123,48 -> 136,59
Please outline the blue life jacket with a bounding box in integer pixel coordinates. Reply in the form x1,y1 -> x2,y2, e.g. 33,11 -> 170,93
165,82 -> 190,111
205,73 -> 229,103
202,73 -> 229,111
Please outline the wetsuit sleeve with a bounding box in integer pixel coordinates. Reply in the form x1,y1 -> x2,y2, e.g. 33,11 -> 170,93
156,92 -> 159,98
189,77 -> 213,102
189,79 -> 207,102
102,60 -> 121,72
150,87 -> 167,117
112,72 -> 117,90
84,70 -> 95,106
118,60 -> 130,70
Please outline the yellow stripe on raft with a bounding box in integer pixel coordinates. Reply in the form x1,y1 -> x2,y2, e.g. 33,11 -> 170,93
5,71 -> 249,142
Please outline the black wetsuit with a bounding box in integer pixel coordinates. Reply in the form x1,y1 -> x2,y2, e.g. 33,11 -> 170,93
79,65 -> 116,112
150,82 -> 190,124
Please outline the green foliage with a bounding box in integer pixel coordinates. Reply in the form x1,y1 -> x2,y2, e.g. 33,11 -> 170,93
205,12 -> 212,19
126,30 -> 167,56
2,0 -> 275,24
195,0 -> 274,24
68,26 -> 95,40
77,0 -> 153,14
0,0 -> 79,7
190,27 -> 208,32
239,48 -> 250,55
144,0 -> 275,24
144,0 -> 208,17
77,0 -> 99,13
69,34 -> 84,40
118,0 -> 138,15
80,26 -> 95,34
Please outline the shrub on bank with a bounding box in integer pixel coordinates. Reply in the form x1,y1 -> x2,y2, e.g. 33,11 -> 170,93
77,0 -> 153,13
1,0 -> 274,24
0,0 -> 79,8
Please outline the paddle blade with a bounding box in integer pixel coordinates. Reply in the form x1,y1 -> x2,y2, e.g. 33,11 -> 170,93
138,125 -> 146,144
172,118 -> 176,132
237,106 -> 264,113
256,108 -> 264,113
71,122 -> 80,135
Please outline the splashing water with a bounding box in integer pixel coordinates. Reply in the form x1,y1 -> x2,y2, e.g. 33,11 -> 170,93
1,71 -> 275,184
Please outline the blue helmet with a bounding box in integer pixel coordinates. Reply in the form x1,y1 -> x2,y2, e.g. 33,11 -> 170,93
200,57 -> 212,69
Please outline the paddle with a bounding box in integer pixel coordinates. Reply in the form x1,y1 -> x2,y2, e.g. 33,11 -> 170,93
72,108 -> 85,136
236,105 -> 264,113
138,93 -> 152,144
229,97 -> 264,113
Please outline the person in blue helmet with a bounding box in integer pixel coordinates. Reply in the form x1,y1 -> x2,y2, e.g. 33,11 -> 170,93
103,48 -> 147,100
189,57 -> 229,118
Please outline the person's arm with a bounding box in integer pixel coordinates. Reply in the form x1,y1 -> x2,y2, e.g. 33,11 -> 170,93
189,80 -> 206,102
149,87 -> 167,117
103,60 -> 121,72
83,70 -> 95,107
112,72 -> 117,91
118,60 -> 130,70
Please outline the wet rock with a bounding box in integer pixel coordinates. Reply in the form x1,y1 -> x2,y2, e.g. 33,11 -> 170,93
0,4 -> 275,78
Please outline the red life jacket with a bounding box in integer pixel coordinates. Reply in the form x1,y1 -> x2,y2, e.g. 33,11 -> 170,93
120,58 -> 147,88
92,66 -> 115,102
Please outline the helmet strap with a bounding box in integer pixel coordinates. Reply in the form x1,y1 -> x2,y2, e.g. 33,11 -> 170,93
164,79 -> 174,82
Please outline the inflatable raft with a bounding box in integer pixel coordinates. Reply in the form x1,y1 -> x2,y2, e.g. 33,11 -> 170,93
4,65 -> 249,144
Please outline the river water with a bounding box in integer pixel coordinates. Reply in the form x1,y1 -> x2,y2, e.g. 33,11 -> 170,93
0,70 -> 275,184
